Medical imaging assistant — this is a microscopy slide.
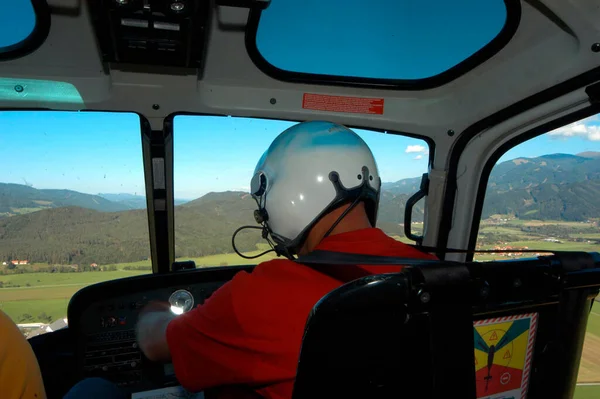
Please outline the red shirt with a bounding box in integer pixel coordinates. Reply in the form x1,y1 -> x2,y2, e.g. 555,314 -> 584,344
166,228 -> 436,398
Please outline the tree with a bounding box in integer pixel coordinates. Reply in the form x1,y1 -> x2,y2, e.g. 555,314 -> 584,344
19,314 -> 33,322
37,312 -> 52,323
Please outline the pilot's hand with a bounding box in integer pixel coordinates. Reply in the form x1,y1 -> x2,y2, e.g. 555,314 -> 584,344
139,300 -> 171,316
136,301 -> 175,362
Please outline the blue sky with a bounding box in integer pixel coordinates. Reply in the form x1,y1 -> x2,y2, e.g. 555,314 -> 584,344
0,111 -> 598,200
173,116 -> 430,198
498,114 -> 600,162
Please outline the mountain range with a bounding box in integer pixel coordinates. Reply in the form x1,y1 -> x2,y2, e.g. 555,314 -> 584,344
482,152 -> 600,220
0,187 -> 189,217
0,152 -> 598,265
98,193 -> 189,209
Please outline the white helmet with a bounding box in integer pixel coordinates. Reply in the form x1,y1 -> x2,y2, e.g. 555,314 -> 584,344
250,120 -> 381,257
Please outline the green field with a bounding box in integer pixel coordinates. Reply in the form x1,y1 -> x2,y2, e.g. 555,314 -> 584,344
0,299 -> 70,323
0,249 -> 275,323
475,218 -> 599,262
1,219 -> 598,323
1,219 -> 600,392
575,385 -> 600,399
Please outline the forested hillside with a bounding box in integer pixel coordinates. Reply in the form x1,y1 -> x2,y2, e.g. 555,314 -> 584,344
0,152 -> 598,265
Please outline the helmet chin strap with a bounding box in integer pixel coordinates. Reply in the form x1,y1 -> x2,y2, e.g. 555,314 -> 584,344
266,196 -> 362,260
321,195 -> 363,241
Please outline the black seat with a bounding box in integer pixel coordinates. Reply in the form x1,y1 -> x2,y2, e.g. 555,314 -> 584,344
291,251 -> 600,399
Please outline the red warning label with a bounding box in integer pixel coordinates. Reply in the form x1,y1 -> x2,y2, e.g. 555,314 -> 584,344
302,93 -> 384,115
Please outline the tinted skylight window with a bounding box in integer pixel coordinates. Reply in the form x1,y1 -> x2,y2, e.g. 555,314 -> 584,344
0,0 -> 36,53
255,0 -> 509,81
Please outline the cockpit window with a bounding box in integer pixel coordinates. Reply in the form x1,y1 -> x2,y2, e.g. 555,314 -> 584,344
250,0 -> 513,86
0,1 -> 35,52
0,111 -> 150,331
476,114 -> 600,262
0,0 -> 46,58
475,113 -> 600,391
173,115 -> 430,266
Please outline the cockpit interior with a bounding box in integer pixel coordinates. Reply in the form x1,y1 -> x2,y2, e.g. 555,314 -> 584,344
1,0 -> 600,398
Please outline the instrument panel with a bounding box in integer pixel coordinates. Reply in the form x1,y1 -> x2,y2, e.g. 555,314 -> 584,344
67,265 -> 254,394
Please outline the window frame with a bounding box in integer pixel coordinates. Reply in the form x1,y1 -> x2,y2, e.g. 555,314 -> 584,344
466,105 -> 600,262
0,108 -> 158,271
165,111 -> 435,270
244,0 -> 521,90
436,70 -> 600,260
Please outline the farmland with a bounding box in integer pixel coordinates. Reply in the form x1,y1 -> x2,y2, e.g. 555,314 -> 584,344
0,249 -> 273,323
1,218 -> 599,394
1,218 -> 598,323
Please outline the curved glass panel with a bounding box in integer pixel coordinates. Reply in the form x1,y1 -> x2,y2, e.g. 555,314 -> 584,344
475,113 -> 600,397
0,111 -> 150,334
477,113 -> 600,262
173,115 -> 430,266
255,0 -> 508,80
0,78 -> 83,105
0,1 -> 36,53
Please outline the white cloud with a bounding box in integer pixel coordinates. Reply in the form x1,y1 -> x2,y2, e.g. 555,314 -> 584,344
548,116 -> 600,141
413,155 -> 423,160
405,145 -> 428,154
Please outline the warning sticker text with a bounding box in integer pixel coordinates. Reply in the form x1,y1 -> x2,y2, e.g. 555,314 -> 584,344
302,93 -> 384,115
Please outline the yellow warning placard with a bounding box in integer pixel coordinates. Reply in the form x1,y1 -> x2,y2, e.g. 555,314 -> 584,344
474,313 -> 538,399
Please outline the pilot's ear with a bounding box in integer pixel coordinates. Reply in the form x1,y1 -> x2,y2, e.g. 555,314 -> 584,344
251,172 -> 268,197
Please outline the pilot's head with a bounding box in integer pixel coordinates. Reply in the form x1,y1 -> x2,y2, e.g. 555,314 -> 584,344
250,120 -> 381,258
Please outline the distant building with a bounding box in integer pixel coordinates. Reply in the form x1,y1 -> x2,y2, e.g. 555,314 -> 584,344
543,238 -> 561,243
17,323 -> 47,329
11,260 -> 29,265
46,318 -> 68,332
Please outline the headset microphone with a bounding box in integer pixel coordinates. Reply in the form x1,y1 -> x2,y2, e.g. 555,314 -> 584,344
254,208 -> 269,224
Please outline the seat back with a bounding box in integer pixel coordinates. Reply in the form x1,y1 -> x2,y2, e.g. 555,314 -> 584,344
291,251 -> 600,399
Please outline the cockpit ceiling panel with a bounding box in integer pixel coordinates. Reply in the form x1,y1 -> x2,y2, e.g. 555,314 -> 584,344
0,1 -> 598,142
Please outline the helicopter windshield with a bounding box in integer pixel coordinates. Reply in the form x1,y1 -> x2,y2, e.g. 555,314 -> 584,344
0,111 -> 432,332
172,114 -> 431,264
0,110 -> 151,332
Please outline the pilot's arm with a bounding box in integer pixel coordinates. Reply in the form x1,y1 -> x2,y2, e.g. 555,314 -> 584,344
136,263 -> 293,393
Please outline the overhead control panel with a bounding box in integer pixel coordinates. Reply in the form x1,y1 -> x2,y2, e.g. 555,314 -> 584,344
86,0 -> 271,70
86,0 -> 212,69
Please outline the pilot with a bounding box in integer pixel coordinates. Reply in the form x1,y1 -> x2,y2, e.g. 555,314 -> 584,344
136,121 -> 437,398
0,309 -> 47,399
64,121 -> 437,398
